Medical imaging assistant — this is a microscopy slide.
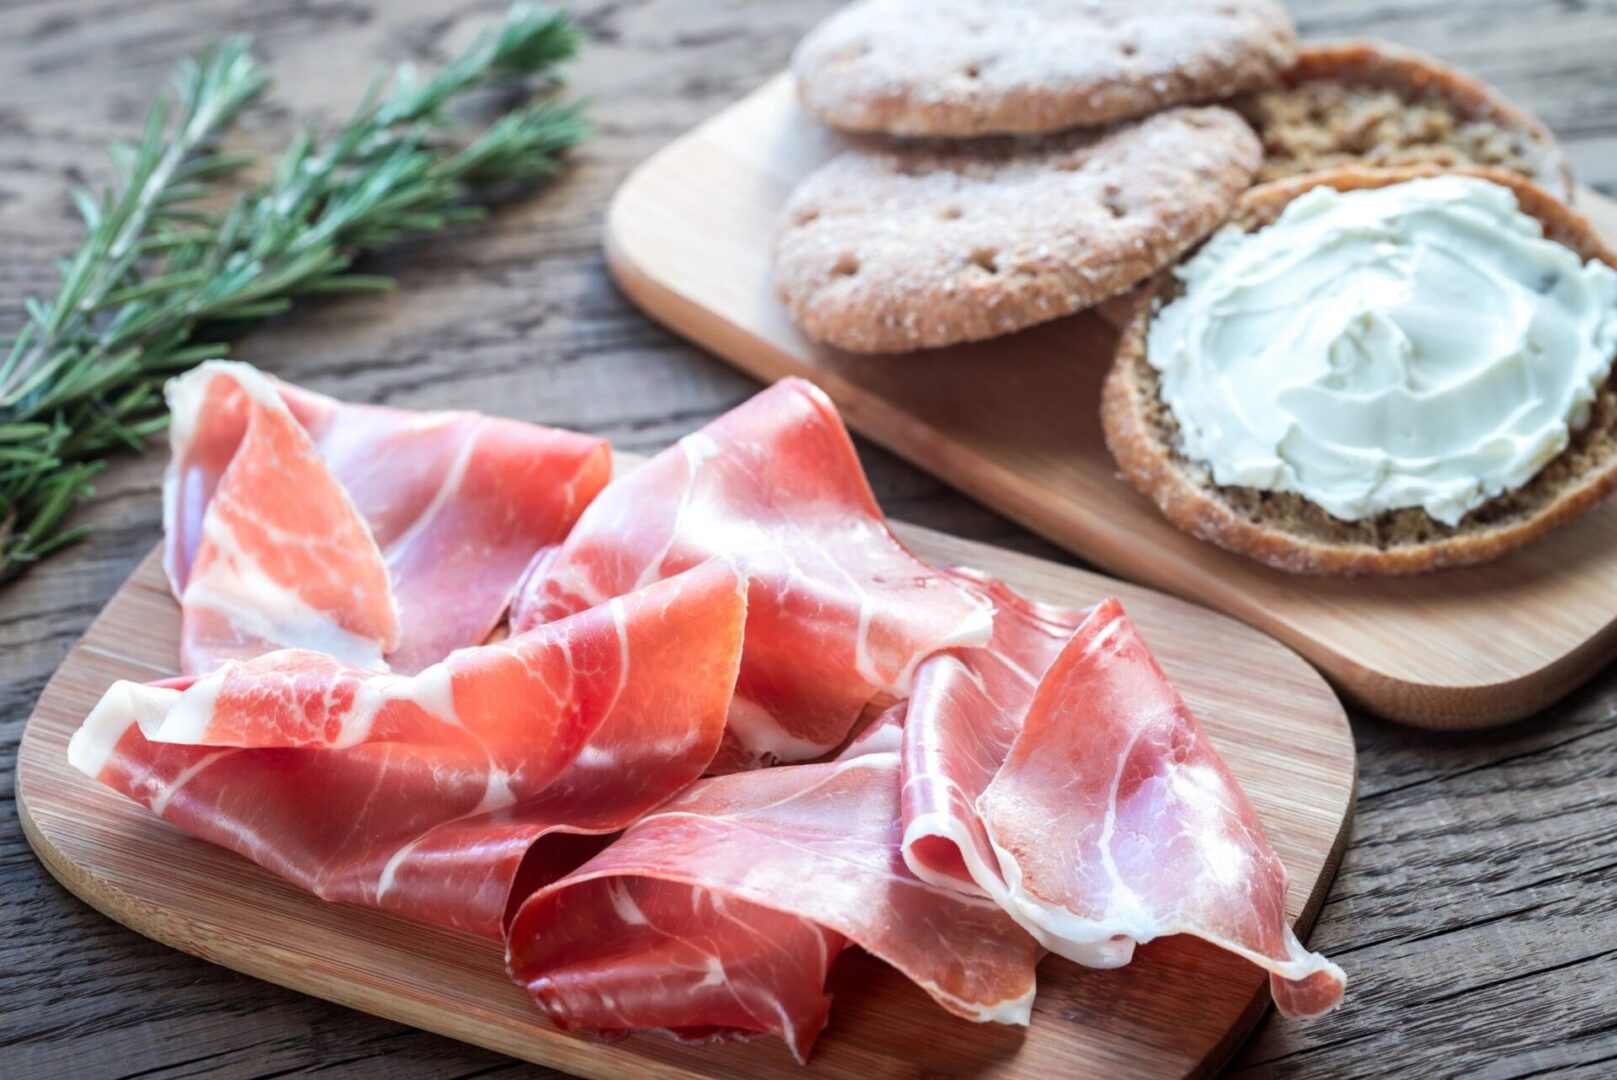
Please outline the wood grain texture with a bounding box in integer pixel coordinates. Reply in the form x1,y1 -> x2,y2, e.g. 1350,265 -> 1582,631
17,531 -> 1354,1079
2,2 -> 1616,1078
603,71 -> 1617,734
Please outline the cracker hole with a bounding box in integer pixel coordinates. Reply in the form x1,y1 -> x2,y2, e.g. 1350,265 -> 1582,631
1119,42 -> 1138,58
968,248 -> 1000,274
832,254 -> 861,277
1102,184 -> 1127,219
939,206 -> 964,221
963,64 -> 982,80
792,208 -> 821,227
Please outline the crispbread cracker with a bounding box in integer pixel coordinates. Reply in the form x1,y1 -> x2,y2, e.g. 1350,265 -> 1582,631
1102,167 -> 1617,576
773,107 -> 1261,354
1240,40 -> 1572,197
793,0 -> 1296,137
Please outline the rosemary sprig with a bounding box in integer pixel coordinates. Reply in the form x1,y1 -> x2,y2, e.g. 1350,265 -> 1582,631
0,4 -> 588,583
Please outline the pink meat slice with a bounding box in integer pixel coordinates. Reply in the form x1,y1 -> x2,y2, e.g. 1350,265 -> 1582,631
979,598 -> 1346,1017
506,709 -> 1041,1064
900,568 -> 1090,898
164,362 -> 400,674
511,377 -> 991,769
165,361 -> 611,675
68,560 -> 747,938
280,382 -> 610,673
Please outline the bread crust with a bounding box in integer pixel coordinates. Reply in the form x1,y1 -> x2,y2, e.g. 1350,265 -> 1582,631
1243,40 -> 1573,198
1101,166 -> 1617,576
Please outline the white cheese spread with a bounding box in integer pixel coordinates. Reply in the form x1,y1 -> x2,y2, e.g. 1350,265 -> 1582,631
1146,176 -> 1617,525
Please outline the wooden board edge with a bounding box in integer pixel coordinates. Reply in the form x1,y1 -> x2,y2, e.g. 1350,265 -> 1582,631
1329,613 -> 1617,730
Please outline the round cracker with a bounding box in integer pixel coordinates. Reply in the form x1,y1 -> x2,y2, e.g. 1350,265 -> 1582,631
792,0 -> 1296,137
773,106 -> 1262,354
1102,166 -> 1617,576
1240,40 -> 1573,197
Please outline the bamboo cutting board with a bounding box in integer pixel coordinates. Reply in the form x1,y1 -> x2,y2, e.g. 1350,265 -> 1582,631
604,73 -> 1617,731
20,526 -> 1355,1079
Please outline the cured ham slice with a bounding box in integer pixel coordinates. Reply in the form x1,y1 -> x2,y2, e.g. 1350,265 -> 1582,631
978,599 -> 1346,1017
900,568 -> 1089,898
278,381 -> 610,674
164,362 -> 399,673
166,361 -> 610,675
69,560 -> 747,938
507,709 -> 1041,1064
512,377 -> 991,769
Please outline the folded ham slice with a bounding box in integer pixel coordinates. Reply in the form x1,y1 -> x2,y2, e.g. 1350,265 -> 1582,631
166,361 -> 610,675
512,377 -> 991,769
507,710 -> 1041,1064
900,568 -> 1090,901
69,560 -> 747,938
164,362 -> 399,673
977,599 -> 1346,1017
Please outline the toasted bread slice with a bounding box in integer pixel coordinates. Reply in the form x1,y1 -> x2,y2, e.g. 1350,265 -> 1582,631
1239,40 -> 1572,199
1102,166 -> 1617,576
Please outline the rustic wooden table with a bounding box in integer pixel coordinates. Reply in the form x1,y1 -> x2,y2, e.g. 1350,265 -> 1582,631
2,2 -> 1614,1077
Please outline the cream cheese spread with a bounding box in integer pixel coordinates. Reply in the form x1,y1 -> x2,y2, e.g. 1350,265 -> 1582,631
1146,176 -> 1617,525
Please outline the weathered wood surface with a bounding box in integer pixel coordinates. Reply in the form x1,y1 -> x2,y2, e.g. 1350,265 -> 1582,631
1,1 -> 1614,1078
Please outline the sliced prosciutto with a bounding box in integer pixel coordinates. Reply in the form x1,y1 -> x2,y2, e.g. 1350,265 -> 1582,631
512,377 -> 991,769
164,361 -> 399,673
900,568 -> 1090,901
166,361 -> 610,674
507,710 -> 1041,1064
69,560 -> 747,938
979,599 -> 1346,1017
278,380 -> 610,673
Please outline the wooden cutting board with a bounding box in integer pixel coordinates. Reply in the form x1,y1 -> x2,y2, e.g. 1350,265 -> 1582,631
19,525 -> 1355,1079
604,73 -> 1617,732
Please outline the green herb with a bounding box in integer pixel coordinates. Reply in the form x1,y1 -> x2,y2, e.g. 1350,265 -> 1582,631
0,3 -> 588,583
